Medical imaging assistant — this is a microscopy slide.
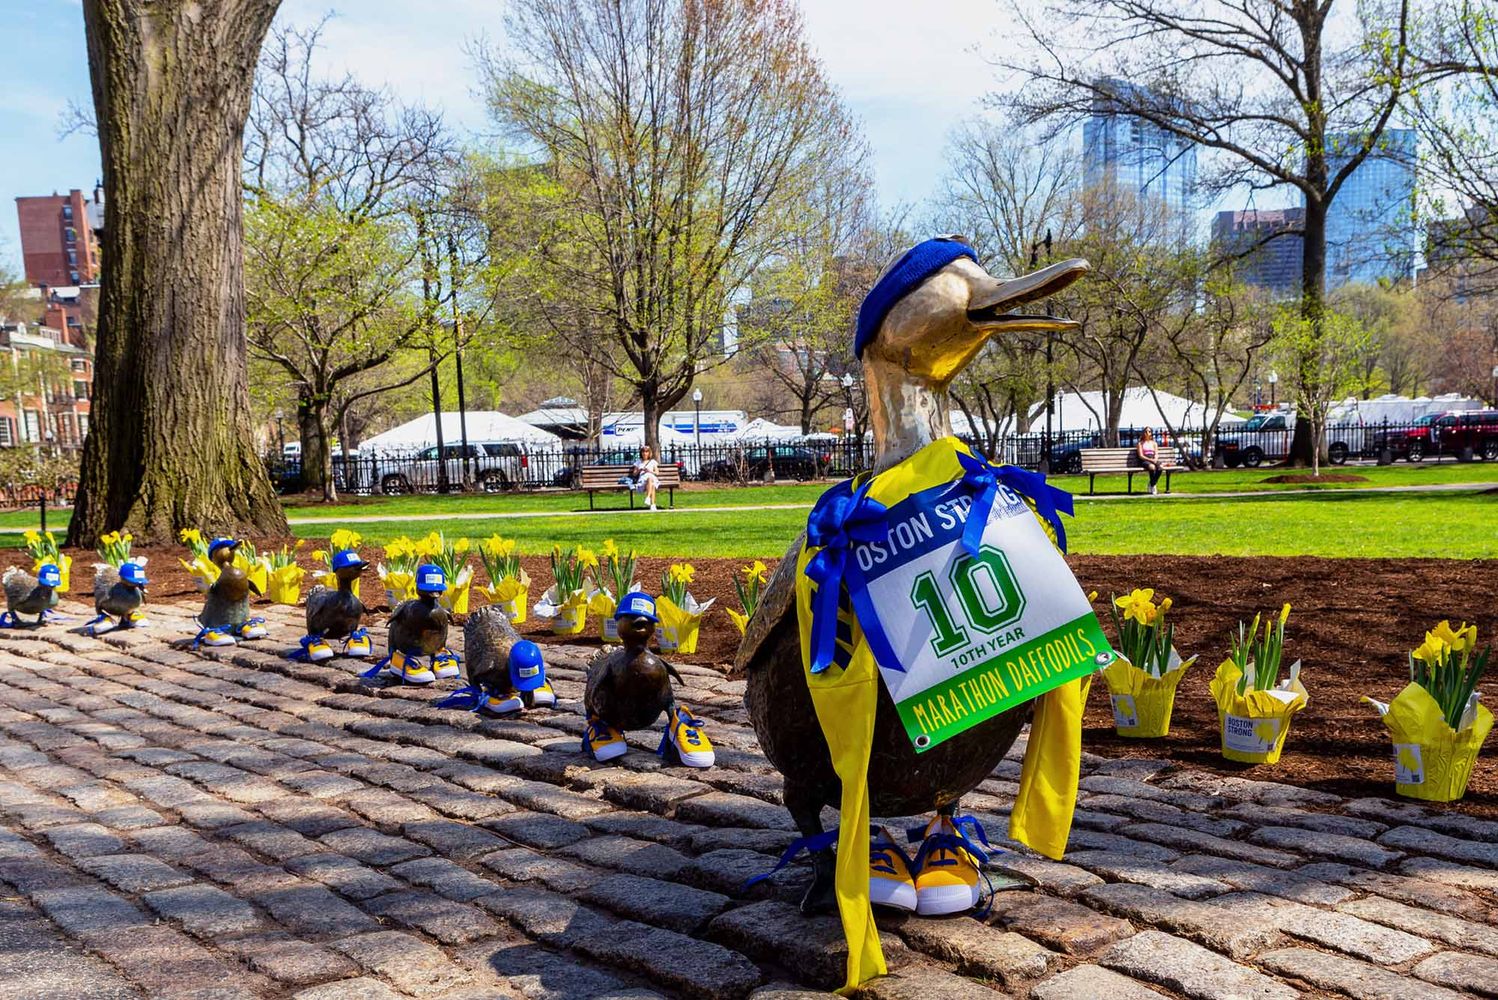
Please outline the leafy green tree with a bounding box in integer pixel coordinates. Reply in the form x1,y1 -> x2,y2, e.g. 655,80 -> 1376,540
1272,308 -> 1374,474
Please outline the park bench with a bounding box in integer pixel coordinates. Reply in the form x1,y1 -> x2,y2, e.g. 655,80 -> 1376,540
1079,446 -> 1181,495
580,464 -> 682,510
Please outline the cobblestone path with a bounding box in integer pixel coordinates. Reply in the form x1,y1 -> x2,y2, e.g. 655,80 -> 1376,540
1,598 -> 1496,999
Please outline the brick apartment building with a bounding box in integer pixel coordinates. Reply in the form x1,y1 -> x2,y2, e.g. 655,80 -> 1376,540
3,186 -> 101,454
15,187 -> 103,288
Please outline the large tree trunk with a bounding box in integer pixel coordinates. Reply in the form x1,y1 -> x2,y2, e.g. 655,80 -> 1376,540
70,0 -> 286,546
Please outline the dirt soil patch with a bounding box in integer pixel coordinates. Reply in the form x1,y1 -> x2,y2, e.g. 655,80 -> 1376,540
1258,472 -> 1370,484
18,544 -> 1497,815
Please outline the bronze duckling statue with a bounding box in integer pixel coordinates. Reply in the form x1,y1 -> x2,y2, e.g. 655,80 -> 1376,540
583,591 -> 713,767
195,538 -> 266,647
364,562 -> 459,685
86,561 -> 149,634
436,606 -> 557,715
297,548 -> 371,661
1,563 -> 62,627
737,238 -> 1090,920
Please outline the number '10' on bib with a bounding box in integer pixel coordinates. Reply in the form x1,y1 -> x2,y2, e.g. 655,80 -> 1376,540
848,478 -> 1110,752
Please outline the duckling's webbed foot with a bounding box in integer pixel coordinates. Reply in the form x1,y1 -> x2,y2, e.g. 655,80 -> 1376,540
786,783 -> 836,915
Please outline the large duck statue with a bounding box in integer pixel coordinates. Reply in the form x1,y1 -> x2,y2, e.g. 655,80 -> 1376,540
736,238 -> 1090,984
195,538 -> 267,647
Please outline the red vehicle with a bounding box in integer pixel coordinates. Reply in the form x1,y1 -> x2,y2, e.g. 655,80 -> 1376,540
1432,409 -> 1498,461
1375,412 -> 1445,462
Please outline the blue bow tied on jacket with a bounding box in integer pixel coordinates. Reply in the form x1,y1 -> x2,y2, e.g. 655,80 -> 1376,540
949,451 -> 1073,555
804,481 -> 889,673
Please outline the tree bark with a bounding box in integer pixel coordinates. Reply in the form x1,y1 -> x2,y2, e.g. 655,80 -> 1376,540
71,0 -> 287,546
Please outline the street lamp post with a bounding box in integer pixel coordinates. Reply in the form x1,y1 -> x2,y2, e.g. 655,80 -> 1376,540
692,388 -> 703,448
1268,371 -> 1279,408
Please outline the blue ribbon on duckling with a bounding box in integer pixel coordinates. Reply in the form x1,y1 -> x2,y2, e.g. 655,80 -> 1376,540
804,480 -> 888,674
947,450 -> 1073,555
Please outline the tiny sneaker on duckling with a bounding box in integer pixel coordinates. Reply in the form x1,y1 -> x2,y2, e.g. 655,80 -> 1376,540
661,705 -> 715,768
584,716 -> 628,762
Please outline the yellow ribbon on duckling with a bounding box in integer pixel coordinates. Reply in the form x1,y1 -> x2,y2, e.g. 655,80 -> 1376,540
794,437 -> 1082,993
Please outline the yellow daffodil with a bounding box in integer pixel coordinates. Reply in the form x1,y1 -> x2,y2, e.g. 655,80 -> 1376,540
669,563 -> 696,585
1160,597 -> 1173,616
1431,620 -> 1476,654
1412,634 -> 1447,665
601,539 -> 619,559
1279,602 -> 1291,626
576,547 -> 599,570
1114,588 -> 1158,625
1086,590 -> 1099,603
330,529 -> 362,552
743,560 -> 768,585
179,528 -> 202,545
23,529 -> 39,545
311,549 -> 329,565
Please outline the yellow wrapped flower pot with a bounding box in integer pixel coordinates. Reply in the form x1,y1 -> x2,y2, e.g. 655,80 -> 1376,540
727,607 -> 750,637
378,565 -> 416,607
22,530 -> 68,592
481,572 -> 530,623
657,594 -> 715,654
1100,652 -> 1193,737
1366,683 -> 1493,802
535,585 -> 589,635
590,591 -> 621,643
438,565 -> 474,614
1210,659 -> 1308,764
181,555 -> 220,593
266,564 -> 306,606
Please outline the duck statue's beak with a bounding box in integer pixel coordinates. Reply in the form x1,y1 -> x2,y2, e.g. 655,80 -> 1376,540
966,258 -> 1089,333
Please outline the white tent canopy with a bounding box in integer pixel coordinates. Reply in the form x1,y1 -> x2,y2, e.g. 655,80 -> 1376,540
361,412 -> 561,453
1027,387 -> 1245,434
732,417 -> 805,442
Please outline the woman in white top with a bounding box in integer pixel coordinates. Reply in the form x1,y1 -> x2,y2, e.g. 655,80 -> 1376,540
631,446 -> 661,511
1136,428 -> 1163,495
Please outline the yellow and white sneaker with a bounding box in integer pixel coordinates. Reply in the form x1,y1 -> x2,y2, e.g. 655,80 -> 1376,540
300,635 -> 335,662
583,716 -> 628,762
869,827 -> 918,912
530,679 -> 557,708
482,692 -> 525,715
911,815 -> 986,916
236,618 -> 268,640
197,627 -> 236,648
662,705 -> 715,768
432,649 -> 462,681
389,650 -> 435,685
342,629 -> 373,658
127,610 -> 149,627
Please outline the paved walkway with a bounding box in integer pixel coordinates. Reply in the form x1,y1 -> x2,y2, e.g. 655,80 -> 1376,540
285,481 -> 1498,526
1,599 -> 1496,999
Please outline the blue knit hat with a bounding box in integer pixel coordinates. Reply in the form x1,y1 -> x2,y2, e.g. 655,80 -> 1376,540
854,238 -> 979,357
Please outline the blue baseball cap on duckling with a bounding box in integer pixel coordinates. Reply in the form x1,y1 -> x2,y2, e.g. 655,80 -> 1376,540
119,562 -> 148,587
415,563 -> 447,593
37,563 -> 62,588
207,537 -> 237,557
331,549 -> 366,571
508,640 -> 546,691
854,237 -> 979,358
615,591 -> 658,622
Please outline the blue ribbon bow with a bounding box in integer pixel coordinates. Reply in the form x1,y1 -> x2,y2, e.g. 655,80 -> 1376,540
948,451 -> 1073,555
804,481 -> 888,673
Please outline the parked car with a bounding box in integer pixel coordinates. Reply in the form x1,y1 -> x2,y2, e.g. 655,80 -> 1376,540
1373,412 -> 1445,462
1215,412 -> 1365,466
378,441 -> 530,495
1433,409 -> 1498,461
699,445 -> 830,482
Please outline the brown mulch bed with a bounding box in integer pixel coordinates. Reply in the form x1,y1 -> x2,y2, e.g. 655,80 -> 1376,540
1258,473 -> 1370,484
13,546 -> 1497,815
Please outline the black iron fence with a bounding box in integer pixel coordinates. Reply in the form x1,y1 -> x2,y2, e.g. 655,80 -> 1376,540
263,419 -> 1484,496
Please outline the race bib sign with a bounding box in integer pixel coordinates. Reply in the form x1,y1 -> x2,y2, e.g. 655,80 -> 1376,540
848,479 -> 1111,752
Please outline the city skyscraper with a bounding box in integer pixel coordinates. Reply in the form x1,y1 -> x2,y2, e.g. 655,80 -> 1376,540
1324,128 -> 1418,288
1082,80 -> 1197,216
1211,208 -> 1305,298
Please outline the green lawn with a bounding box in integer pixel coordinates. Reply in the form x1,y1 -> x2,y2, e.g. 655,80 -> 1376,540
271,489 -> 1497,560
4,464 -> 1494,560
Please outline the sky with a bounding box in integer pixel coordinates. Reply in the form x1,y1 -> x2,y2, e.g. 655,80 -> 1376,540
0,0 -> 1028,273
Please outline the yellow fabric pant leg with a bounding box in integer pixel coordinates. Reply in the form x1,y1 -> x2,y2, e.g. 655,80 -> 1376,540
795,547 -> 886,993
1008,677 -> 1082,860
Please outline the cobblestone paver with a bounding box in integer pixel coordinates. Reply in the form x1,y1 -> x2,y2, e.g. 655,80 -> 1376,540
0,598 -> 1496,998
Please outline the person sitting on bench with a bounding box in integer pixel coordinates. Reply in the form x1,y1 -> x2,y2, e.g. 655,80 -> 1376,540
1137,428 -> 1164,496
618,445 -> 662,511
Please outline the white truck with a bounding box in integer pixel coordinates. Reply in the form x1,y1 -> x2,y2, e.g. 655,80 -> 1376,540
1214,410 -> 1368,467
